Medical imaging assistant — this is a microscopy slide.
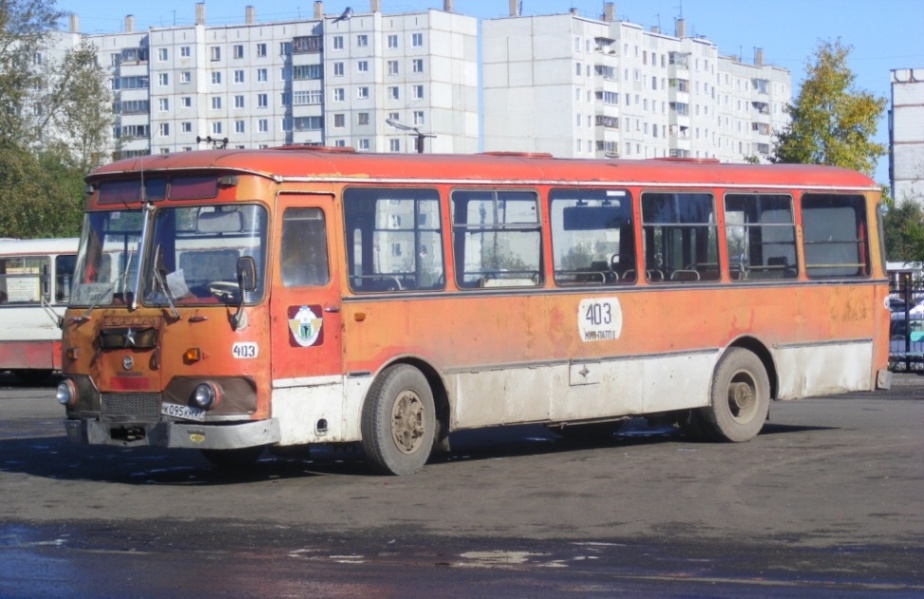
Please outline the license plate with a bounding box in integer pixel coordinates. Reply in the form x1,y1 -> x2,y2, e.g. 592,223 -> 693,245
161,403 -> 206,422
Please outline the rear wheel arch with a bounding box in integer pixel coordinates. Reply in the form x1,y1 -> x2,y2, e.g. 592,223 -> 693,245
727,336 -> 778,400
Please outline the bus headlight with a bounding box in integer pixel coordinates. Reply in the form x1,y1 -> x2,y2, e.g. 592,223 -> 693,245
192,382 -> 220,409
56,379 -> 77,407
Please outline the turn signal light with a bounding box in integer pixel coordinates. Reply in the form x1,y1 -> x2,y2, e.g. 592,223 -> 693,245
183,348 -> 201,364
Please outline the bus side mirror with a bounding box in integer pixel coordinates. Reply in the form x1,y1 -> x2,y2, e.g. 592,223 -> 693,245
236,256 -> 257,292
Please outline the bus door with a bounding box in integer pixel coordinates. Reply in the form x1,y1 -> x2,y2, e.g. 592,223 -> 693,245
269,195 -> 342,382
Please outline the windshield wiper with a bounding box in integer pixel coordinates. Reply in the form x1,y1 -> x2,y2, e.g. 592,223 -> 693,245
149,244 -> 180,319
73,250 -> 135,323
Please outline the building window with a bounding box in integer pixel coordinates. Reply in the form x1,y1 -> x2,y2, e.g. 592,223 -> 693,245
158,48 -> 168,61
357,60 -> 369,72
158,98 -> 169,111
412,85 -> 424,99
390,139 -> 400,152
388,34 -> 398,48
388,60 -> 399,75
181,96 -> 192,108
158,73 -> 169,86
212,122 -> 223,135
358,112 -> 370,125
413,111 -> 424,125
181,122 -> 192,133
359,139 -> 370,150
388,86 -> 399,100
180,46 -> 190,58
235,120 -> 245,133
210,46 -> 220,61
333,36 -> 343,50
256,43 -> 267,57
334,114 -> 345,128
357,34 -> 368,47
412,59 -> 424,73
333,62 -> 344,76
257,93 -> 268,108
159,123 -> 169,136
211,96 -> 222,110
280,42 -> 291,56
257,68 -> 268,82
280,92 -> 291,106
234,70 -> 245,83
412,33 -> 423,47
258,118 -> 268,132
179,71 -> 191,84
234,95 -> 245,108
233,44 -> 244,59
211,72 -> 221,84
357,86 -> 369,99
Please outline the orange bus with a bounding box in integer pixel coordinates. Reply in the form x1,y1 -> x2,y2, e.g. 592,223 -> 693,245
58,149 -> 891,474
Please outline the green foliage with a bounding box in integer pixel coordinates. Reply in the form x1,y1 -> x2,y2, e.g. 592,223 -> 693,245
884,195 -> 924,264
771,40 -> 887,177
0,0 -> 109,239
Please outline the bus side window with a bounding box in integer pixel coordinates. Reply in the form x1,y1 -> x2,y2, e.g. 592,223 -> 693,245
343,187 -> 443,293
549,188 -> 635,286
280,208 -> 330,287
641,192 -> 718,283
802,194 -> 869,278
724,194 -> 797,282
451,189 -> 542,289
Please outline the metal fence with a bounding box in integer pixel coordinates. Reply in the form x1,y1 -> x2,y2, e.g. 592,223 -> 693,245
889,277 -> 924,371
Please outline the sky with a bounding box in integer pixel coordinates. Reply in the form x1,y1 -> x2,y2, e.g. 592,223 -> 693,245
56,0 -> 924,185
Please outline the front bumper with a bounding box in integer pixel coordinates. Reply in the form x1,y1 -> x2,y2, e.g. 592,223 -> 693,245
64,418 -> 281,450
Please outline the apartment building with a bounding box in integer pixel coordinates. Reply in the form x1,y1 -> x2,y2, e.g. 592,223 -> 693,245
57,1 -> 477,159
47,1 -> 788,163
890,68 -> 924,204
482,3 -> 790,162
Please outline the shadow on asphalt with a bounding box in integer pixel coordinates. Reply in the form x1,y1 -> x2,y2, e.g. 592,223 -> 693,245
0,415 -> 834,486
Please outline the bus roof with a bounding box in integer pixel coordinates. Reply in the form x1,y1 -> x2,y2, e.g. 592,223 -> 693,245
87,148 -> 879,192
0,238 -> 79,256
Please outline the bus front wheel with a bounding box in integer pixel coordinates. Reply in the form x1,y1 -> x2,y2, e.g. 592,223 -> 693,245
701,348 -> 770,443
361,364 -> 435,476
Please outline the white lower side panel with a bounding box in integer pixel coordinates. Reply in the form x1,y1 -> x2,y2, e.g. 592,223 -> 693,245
773,341 -> 873,400
269,340 -> 874,444
271,376 -> 370,445
450,352 -> 717,430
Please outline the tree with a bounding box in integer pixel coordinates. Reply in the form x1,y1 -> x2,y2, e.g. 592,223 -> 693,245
0,0 -> 111,238
771,39 -> 887,177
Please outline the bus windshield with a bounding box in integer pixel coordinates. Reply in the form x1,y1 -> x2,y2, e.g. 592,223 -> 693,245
141,204 -> 267,306
71,210 -> 143,306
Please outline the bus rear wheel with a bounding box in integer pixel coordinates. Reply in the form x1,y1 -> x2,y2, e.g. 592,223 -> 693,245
361,364 -> 435,476
700,348 -> 770,443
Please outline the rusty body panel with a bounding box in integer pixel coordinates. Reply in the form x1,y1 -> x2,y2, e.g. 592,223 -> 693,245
62,149 -> 890,453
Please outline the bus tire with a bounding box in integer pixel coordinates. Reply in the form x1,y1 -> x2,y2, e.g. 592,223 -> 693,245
361,364 -> 435,476
701,348 -> 770,443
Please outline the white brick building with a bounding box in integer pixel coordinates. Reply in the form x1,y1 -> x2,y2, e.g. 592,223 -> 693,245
58,1 -> 478,159
890,68 -> 924,204
482,4 -> 790,162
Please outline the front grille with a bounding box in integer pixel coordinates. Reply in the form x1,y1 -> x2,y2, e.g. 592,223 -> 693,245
101,393 -> 161,420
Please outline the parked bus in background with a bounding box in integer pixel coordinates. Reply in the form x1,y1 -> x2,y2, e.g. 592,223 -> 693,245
0,238 -> 78,383
57,149 -> 891,474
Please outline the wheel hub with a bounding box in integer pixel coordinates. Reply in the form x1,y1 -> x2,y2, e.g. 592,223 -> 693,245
392,390 -> 425,454
728,381 -> 754,415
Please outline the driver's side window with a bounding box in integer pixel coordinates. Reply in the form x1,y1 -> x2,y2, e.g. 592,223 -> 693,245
280,207 -> 330,287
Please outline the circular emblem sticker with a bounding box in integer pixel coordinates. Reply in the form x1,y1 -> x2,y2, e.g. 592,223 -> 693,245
288,305 -> 323,347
